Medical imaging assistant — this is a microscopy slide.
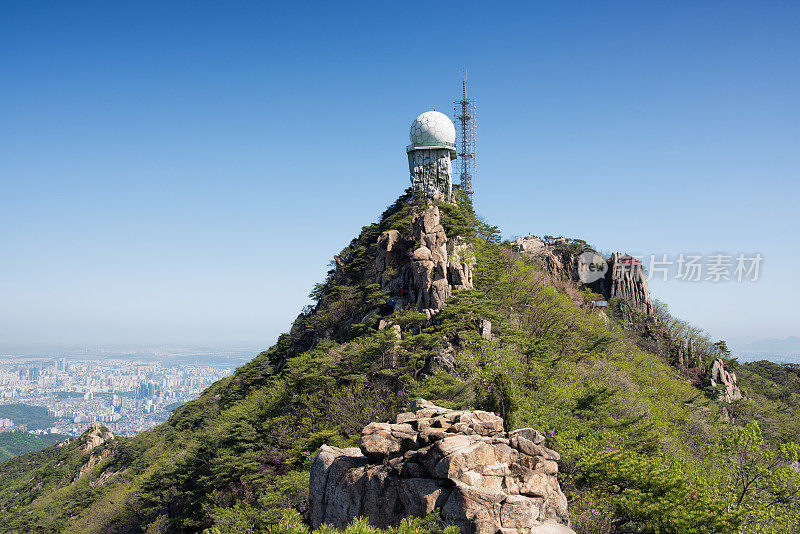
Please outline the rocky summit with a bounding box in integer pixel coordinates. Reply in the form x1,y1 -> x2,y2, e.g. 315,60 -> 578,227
309,399 -> 573,534
376,203 -> 475,319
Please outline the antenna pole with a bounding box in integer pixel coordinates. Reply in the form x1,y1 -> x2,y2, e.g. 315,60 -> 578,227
454,70 -> 477,196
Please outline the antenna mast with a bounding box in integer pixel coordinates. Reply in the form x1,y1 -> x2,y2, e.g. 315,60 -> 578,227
454,71 -> 477,195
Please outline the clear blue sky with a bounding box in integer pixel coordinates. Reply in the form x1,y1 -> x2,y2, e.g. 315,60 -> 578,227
1,1 -> 798,352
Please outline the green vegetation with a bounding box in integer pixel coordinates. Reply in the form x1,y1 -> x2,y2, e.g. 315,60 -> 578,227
202,510 -> 458,534
0,191 -> 796,533
728,359 -> 800,445
0,404 -> 56,430
539,235 -> 595,255
0,432 -> 67,462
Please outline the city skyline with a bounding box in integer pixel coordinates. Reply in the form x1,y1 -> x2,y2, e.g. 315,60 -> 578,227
0,354 -> 234,437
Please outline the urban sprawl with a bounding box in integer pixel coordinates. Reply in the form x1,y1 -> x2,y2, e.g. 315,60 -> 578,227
0,357 -> 234,436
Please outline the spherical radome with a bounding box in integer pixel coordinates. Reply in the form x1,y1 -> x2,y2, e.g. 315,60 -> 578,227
409,111 -> 456,147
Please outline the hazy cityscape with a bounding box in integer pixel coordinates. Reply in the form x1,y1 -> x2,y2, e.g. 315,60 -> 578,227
0,347 -> 256,437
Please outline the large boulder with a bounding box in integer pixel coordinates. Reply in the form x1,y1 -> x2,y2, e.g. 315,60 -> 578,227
310,399 -> 573,534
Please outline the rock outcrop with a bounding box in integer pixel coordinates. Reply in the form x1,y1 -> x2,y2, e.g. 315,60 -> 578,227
376,204 -> 474,319
676,337 -> 699,368
511,237 -> 580,286
376,230 -> 410,289
607,253 -> 652,315
710,358 -> 743,403
71,422 -> 115,482
83,421 -> 114,451
511,237 -> 652,316
310,400 -> 573,534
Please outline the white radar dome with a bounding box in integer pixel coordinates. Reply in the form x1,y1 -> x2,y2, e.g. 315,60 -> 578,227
410,111 -> 456,147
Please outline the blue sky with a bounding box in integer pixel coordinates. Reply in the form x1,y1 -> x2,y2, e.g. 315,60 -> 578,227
1,1 -> 798,352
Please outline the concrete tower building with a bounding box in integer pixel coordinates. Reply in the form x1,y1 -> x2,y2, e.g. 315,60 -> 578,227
407,111 -> 457,200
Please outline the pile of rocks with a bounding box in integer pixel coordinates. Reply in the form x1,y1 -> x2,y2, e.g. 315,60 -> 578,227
309,399 -> 573,534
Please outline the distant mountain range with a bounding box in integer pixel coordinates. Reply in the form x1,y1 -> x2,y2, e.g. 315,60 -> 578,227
738,336 -> 800,354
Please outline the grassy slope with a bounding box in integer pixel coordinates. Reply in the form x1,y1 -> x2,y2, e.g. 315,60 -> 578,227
0,192 -> 796,533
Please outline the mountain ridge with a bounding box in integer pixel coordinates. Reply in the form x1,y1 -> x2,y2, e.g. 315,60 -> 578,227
0,191 -> 797,534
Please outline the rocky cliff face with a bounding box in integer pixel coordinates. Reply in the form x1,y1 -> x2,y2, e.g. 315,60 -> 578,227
283,200 -> 475,368
508,236 -> 747,410
605,252 -> 653,315
310,399 -> 573,534
667,336 -> 743,404
511,237 -> 652,315
674,337 -> 699,368
511,237 -> 581,286
376,204 -> 474,319
65,422 -> 115,482
82,421 -> 114,451
710,358 -> 743,403
607,253 -> 652,315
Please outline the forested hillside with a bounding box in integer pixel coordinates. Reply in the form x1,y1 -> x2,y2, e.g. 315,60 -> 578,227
0,192 -> 797,534
0,432 -> 67,462
0,404 -> 56,430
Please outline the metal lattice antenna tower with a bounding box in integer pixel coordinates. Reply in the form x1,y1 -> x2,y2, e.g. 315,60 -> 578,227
454,70 -> 477,195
